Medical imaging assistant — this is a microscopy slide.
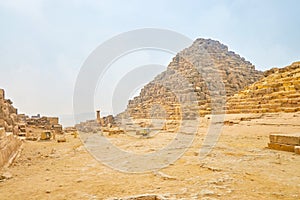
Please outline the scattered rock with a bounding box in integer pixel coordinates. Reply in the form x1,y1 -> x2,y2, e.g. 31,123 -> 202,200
57,137 -> 67,143
200,189 -> 215,196
0,172 -> 13,181
154,171 -> 176,180
107,194 -> 167,200
76,179 -> 83,183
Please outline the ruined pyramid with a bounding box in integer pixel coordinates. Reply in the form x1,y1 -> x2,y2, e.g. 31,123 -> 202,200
117,38 -> 263,120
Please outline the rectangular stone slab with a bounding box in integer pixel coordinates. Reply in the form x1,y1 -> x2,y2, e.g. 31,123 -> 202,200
295,146 -> 300,155
269,133 -> 300,145
268,142 -> 296,152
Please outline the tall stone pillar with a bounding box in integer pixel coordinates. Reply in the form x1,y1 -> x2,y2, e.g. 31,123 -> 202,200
96,110 -> 101,124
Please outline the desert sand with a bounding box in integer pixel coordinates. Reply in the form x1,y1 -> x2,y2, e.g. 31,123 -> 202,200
1,113 -> 299,200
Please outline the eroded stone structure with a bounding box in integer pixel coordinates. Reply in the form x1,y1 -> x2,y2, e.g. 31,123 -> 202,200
0,89 -> 18,132
117,39 -> 263,122
0,89 -> 22,168
226,62 -> 300,113
24,115 -> 63,140
26,116 -> 62,131
1,87 -> 65,167
75,111 -> 118,133
76,40 -> 300,137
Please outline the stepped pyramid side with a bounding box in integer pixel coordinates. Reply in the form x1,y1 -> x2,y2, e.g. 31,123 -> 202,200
117,39 -> 263,120
226,62 -> 300,113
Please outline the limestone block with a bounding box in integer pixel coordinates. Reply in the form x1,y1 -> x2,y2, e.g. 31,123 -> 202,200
269,133 -> 300,145
268,142 -> 295,152
47,117 -> 59,125
294,146 -> 300,155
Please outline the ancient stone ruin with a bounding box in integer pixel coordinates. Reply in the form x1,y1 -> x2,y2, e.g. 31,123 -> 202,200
0,88 -> 64,167
23,114 -> 63,140
110,39 -> 263,133
116,39 -> 263,123
268,133 -> 300,154
0,89 -> 21,168
75,110 -> 122,135
0,89 -> 18,133
226,61 -> 300,113
76,39 -> 300,143
1,37 -> 300,199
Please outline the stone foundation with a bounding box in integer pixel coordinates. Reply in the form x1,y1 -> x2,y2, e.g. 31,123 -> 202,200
268,133 -> 300,154
0,128 -> 22,168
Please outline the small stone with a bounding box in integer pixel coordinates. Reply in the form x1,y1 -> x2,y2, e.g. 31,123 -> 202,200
201,189 -> 215,196
154,171 -> 176,180
2,172 -> 12,180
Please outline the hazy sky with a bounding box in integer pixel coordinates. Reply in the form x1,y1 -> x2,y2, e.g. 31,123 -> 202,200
0,0 -> 299,126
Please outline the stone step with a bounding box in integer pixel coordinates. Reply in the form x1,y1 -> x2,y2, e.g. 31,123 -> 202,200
269,133 -> 300,145
268,142 -> 295,152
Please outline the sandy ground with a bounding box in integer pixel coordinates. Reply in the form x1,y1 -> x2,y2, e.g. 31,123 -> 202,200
0,113 -> 300,200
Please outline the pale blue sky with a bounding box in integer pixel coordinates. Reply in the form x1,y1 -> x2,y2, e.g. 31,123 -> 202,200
0,0 -> 299,126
